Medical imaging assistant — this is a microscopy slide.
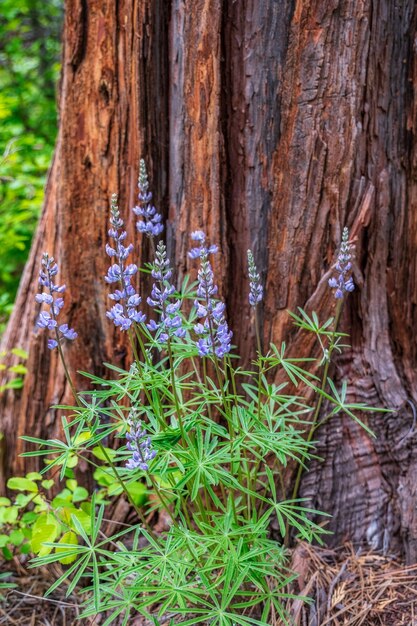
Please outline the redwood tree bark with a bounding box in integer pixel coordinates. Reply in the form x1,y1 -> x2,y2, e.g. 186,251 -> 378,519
1,0 -> 417,562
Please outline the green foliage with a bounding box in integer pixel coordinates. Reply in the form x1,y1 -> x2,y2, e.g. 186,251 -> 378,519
0,1 -> 63,330
0,347 -> 28,393
22,289 -> 383,624
1,462 -> 145,563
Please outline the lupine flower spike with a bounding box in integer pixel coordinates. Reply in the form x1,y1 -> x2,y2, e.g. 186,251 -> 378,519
105,194 -> 146,330
247,250 -> 263,306
189,231 -> 232,358
147,241 -> 185,343
125,415 -> 156,471
132,160 -> 164,238
328,227 -> 355,299
36,253 -> 78,350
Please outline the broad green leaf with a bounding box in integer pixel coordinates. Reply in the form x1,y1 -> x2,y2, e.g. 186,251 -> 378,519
26,472 -> 42,481
72,487 -> 89,503
7,477 -> 38,492
92,446 -> 116,461
56,531 -> 78,565
9,530 -> 24,546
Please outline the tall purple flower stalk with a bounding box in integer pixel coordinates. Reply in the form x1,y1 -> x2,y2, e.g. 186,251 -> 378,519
247,250 -> 263,306
328,227 -> 355,299
105,194 -> 146,330
147,241 -> 185,343
125,415 -> 156,471
36,253 -> 77,350
132,160 -> 164,238
189,231 -> 232,358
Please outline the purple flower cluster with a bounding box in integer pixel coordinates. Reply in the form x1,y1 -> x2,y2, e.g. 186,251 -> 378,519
132,160 -> 164,238
105,194 -> 146,330
247,250 -> 263,307
189,231 -> 232,358
125,417 -> 156,471
36,253 -> 77,350
188,230 -> 218,259
328,227 -> 355,299
147,241 -> 186,343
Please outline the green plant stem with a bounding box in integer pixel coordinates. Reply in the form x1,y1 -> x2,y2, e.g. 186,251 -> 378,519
286,299 -> 343,544
166,339 -> 187,444
128,328 -> 166,431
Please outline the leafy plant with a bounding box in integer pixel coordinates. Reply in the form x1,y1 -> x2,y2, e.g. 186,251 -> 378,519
0,347 -> 28,393
0,463 -> 146,563
21,166 -> 384,625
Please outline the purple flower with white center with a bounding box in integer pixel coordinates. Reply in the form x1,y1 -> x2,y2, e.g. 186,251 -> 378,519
125,417 -> 156,471
105,194 -> 146,330
35,253 -> 78,350
247,250 -> 263,307
132,160 -> 164,238
328,227 -> 355,299
189,232 -> 232,359
147,241 -> 186,343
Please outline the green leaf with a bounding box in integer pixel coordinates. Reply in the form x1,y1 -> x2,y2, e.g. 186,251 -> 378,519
26,472 -> 42,481
72,487 -> 88,503
7,477 -> 38,492
91,446 -> 116,461
2,547 -> 13,561
9,530 -> 24,546
66,454 -> 78,469
8,364 -> 27,375
21,512 -> 37,524
126,481 -> 147,506
2,507 -> 18,524
31,525 -> 58,555
41,479 -> 54,490
56,531 -> 78,565
15,493 -> 32,507
69,508 -> 91,535
10,348 -> 28,359
30,514 -> 60,555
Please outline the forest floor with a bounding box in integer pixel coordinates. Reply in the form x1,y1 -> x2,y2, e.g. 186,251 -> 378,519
0,544 -> 416,625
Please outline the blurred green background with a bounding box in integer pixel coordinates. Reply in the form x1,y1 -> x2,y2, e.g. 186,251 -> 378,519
0,0 -> 63,334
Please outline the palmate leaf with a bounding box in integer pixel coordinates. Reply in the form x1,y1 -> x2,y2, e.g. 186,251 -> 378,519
173,426 -> 234,500
312,378 -> 378,437
267,343 -> 319,387
176,607 -> 273,626
288,307 -> 345,337
268,498 -> 331,543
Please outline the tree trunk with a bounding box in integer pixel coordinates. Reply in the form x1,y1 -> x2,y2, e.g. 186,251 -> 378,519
1,0 -> 417,562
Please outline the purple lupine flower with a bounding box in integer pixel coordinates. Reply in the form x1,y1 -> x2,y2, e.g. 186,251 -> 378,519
146,241 -> 185,343
188,230 -> 218,259
328,227 -> 355,299
132,160 -> 164,238
35,253 -> 77,350
189,232 -> 232,358
125,417 -> 156,471
247,250 -> 263,306
105,194 -> 146,330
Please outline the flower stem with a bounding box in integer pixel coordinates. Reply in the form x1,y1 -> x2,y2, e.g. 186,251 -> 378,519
286,299 -> 343,544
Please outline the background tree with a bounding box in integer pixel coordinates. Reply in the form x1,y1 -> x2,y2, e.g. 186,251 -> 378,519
0,0 -> 63,330
1,0 -> 417,563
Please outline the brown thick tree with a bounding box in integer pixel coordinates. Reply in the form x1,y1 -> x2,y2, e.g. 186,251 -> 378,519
1,0 -> 417,562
